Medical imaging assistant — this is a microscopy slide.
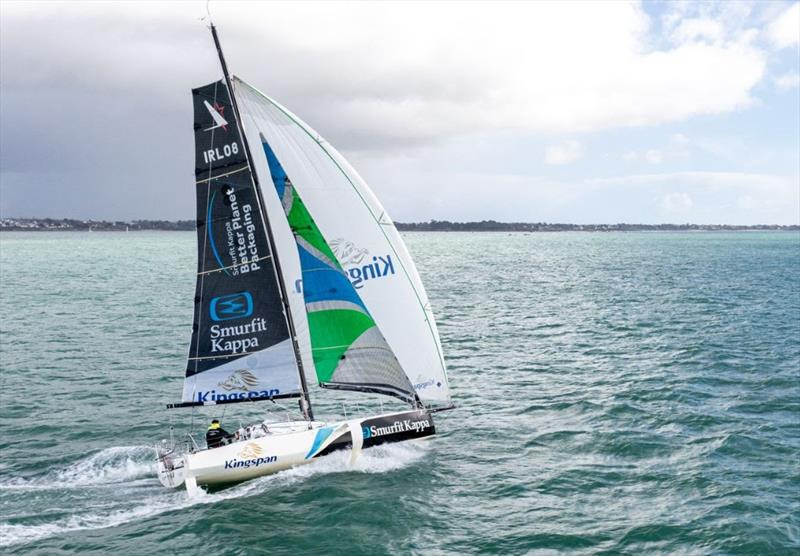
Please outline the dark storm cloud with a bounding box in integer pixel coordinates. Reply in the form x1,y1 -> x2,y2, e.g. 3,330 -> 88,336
0,3 -> 222,219
0,2 -> 454,219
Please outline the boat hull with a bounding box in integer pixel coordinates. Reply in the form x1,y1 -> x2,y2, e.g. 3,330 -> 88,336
156,409 -> 434,491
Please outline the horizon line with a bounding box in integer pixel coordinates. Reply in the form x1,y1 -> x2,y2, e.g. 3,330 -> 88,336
1,217 -> 798,229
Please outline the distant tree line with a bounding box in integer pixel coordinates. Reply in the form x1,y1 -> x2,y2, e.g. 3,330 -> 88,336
393,220 -> 800,232
1,218 -> 797,232
0,218 -> 195,231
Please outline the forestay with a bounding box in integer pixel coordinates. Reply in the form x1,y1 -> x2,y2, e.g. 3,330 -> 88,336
184,80 -> 303,404
233,77 -> 451,406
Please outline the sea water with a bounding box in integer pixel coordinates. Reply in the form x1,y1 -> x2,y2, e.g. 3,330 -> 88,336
0,231 -> 798,554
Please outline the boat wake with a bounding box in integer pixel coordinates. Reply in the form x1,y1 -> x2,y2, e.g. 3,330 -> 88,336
0,441 -> 428,549
0,446 -> 155,491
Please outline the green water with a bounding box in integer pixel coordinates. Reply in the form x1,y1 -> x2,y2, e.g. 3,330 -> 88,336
1,231 -> 798,554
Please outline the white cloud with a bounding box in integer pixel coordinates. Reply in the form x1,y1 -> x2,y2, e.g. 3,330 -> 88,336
544,140 -> 583,165
0,0 -> 770,150
670,133 -> 691,149
738,195 -> 758,209
628,133 -> 691,165
767,2 -> 800,49
584,171 -> 798,223
661,192 -> 694,212
366,158 -> 800,224
671,18 -> 725,45
588,171 -> 797,190
775,73 -> 800,90
645,149 -> 664,164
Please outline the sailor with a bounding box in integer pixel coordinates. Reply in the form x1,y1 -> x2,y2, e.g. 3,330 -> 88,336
206,419 -> 234,449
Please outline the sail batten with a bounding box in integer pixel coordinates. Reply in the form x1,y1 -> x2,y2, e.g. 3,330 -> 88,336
195,165 -> 251,184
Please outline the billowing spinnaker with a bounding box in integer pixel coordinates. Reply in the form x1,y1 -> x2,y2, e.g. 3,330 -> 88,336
233,77 -> 451,406
262,139 -> 417,403
184,80 -> 302,404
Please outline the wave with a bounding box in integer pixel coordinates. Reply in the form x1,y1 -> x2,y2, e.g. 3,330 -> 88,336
0,441 -> 428,548
0,495 -> 181,549
0,446 -> 155,491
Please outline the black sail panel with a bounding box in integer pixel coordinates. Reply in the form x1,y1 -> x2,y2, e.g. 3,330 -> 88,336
184,80 -> 301,404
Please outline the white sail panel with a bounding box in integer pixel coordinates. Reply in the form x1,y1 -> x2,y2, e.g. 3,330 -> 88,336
182,339 -> 299,403
235,94 -> 316,389
233,77 -> 450,406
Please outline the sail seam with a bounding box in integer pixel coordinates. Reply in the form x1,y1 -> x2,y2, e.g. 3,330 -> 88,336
196,254 -> 273,276
195,165 -> 249,184
188,351 -> 263,361
311,343 -> 395,352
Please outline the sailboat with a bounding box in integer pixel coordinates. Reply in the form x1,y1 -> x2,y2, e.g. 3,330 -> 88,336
155,24 -> 452,494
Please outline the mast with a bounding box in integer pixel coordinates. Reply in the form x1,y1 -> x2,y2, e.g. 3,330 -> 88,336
209,23 -> 314,421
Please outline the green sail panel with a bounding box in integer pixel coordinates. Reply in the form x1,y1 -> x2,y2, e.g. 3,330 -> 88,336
261,136 -> 417,404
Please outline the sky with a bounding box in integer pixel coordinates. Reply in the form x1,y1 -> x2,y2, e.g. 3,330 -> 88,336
0,0 -> 798,224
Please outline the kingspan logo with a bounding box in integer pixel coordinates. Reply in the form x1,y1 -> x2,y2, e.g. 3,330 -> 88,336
413,374 -> 442,391
346,254 -> 395,289
362,418 -> 431,439
195,387 -> 280,403
331,238 -> 396,290
239,443 -> 263,459
218,369 -> 259,392
224,442 -> 277,469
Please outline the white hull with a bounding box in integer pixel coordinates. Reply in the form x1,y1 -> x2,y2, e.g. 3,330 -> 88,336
156,409 -> 434,493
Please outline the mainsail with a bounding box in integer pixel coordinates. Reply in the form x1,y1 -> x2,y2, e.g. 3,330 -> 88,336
233,77 -> 451,407
182,80 -> 303,405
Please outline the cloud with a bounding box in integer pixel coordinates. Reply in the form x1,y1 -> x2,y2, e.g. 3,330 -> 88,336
645,150 -> 664,164
628,133 -> 692,165
0,0 -> 770,151
661,192 -> 694,212
0,1 -> 795,224
586,171 -> 799,222
767,2 -> 800,49
544,141 -> 583,165
588,171 -> 796,190
775,73 -> 800,90
367,145 -> 800,224
670,18 -> 725,45
579,171 -> 798,224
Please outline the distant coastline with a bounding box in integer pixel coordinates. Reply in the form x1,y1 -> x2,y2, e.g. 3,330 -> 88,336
0,217 -> 797,232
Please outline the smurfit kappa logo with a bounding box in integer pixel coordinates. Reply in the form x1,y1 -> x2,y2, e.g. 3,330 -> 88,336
362,418 -> 431,439
210,292 -> 253,321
